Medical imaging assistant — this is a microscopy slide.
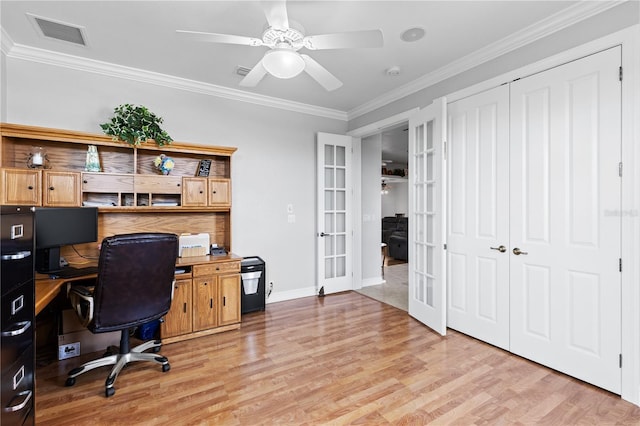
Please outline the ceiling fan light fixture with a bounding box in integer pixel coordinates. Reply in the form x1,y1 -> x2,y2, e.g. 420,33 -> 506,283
262,48 -> 305,79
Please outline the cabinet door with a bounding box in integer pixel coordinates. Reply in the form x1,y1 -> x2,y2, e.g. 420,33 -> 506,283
182,177 -> 208,207
161,279 -> 192,338
193,276 -> 217,331
43,171 -> 81,206
208,178 -> 231,207
0,169 -> 41,206
218,274 -> 241,326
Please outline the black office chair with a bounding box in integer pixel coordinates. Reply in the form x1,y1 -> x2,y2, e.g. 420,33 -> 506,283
65,233 -> 179,397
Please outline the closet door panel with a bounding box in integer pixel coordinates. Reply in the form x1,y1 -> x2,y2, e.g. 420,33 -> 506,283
510,46 -> 621,394
446,85 -> 510,350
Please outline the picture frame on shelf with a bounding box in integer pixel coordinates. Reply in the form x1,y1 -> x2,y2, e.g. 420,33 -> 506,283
196,159 -> 212,177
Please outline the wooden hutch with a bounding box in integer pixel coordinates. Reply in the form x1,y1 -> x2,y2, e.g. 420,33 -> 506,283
0,122 -> 241,343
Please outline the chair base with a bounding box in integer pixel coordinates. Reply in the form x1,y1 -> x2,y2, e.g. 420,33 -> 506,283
65,333 -> 170,397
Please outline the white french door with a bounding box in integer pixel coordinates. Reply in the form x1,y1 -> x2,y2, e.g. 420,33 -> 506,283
316,132 -> 353,295
509,46 -> 622,394
447,85 -> 510,350
408,98 -> 447,335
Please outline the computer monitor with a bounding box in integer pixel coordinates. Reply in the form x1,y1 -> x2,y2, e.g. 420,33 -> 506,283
35,207 -> 98,273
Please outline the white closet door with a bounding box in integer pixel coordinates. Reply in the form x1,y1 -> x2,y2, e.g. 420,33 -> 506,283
510,47 -> 621,393
447,85 -> 510,350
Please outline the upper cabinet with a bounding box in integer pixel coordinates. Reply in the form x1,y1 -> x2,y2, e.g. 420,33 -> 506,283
0,123 -> 236,211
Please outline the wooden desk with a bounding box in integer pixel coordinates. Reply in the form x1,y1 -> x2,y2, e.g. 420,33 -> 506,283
35,272 -> 97,315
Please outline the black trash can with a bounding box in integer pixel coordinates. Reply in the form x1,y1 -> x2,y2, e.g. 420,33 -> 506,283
241,256 -> 266,314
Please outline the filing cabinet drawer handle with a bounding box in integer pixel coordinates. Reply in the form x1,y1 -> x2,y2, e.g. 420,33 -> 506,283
1,250 -> 31,261
4,390 -> 32,413
1,320 -> 31,337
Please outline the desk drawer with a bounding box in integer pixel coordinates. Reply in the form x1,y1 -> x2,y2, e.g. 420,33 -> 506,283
193,261 -> 240,276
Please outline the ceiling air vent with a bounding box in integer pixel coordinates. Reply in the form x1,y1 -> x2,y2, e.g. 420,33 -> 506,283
32,15 -> 86,46
236,66 -> 252,77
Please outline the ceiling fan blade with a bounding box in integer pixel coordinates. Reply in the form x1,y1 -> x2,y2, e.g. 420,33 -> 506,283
300,54 -> 342,91
261,0 -> 289,30
304,29 -> 383,50
176,30 -> 263,47
239,59 -> 268,87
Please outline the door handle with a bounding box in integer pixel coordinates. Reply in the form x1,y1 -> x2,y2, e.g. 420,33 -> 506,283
490,245 -> 506,253
513,247 -> 528,255
319,232 -> 330,237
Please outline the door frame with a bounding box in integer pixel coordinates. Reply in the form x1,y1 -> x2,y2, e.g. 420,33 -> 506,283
348,25 -> 639,406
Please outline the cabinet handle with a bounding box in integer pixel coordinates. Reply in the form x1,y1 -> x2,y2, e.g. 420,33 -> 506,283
223,296 -> 226,306
212,190 -> 217,194
4,390 -> 32,413
210,298 -> 213,309
49,186 -> 55,190
183,303 -> 187,313
177,183 -> 180,187
1,251 -> 31,261
1,320 -> 31,337
27,186 -> 34,190
199,190 -> 203,194
83,180 -> 88,184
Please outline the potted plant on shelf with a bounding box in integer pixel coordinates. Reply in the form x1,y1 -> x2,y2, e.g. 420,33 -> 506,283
100,104 -> 173,146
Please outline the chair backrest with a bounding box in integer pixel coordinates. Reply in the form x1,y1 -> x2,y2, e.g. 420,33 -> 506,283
90,233 -> 178,333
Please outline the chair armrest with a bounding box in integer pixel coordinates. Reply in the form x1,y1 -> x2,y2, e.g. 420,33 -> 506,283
68,286 -> 95,328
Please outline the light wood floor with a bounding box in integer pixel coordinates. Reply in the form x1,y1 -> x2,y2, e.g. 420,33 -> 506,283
36,291 -> 640,425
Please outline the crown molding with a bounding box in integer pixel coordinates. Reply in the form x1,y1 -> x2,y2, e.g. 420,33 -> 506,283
347,0 -> 625,120
4,41 -> 348,121
1,27 -> 15,56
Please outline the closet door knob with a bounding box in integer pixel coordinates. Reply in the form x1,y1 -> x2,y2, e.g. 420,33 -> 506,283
513,247 -> 528,255
490,245 -> 506,253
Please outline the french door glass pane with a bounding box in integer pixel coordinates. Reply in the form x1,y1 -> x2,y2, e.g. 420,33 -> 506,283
325,191 -> 334,210
325,258 -> 334,279
325,145 -> 334,165
336,146 -> 345,166
336,256 -> 346,277
336,168 -> 346,188
336,190 -> 346,210
336,212 -> 346,232
325,213 -> 334,233
325,168 -> 334,187
325,235 -> 334,256
336,235 -> 346,255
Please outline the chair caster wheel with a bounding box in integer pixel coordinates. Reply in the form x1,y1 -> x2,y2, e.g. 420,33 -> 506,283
65,377 -> 76,387
162,363 -> 171,372
152,346 -> 161,353
105,387 -> 115,397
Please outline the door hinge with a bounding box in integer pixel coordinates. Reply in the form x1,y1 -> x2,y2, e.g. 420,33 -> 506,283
444,243 -> 447,250
619,258 -> 622,272
619,66 -> 623,81
619,162 -> 623,177
443,140 -> 447,158
619,353 -> 622,368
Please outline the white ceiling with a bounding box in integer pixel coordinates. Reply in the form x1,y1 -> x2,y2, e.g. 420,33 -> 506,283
2,0 -> 606,118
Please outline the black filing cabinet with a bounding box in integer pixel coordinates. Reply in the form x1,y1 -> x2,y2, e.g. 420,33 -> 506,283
241,256 -> 266,314
1,206 -> 35,426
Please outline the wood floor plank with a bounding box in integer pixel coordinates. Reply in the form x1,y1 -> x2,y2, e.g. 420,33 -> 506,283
35,291 -> 640,425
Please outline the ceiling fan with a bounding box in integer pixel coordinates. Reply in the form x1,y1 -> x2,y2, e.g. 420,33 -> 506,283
176,0 -> 383,91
